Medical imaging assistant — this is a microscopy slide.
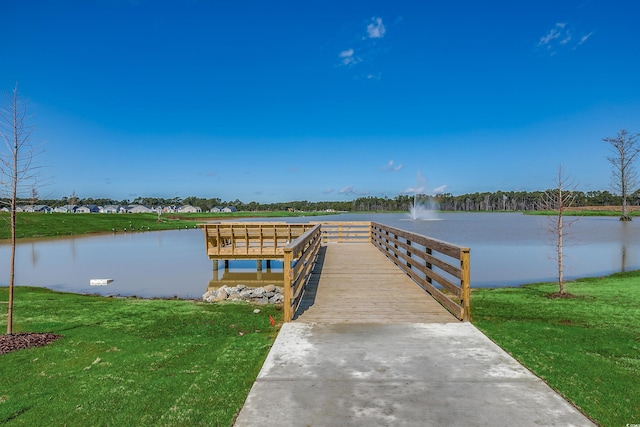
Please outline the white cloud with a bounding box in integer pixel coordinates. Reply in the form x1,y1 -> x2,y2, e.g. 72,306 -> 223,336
538,22 -> 566,47
400,186 -> 426,195
367,17 -> 386,39
339,48 -> 361,66
537,23 -> 592,54
432,185 -> 448,194
382,160 -> 403,172
576,32 -> 593,47
323,188 -> 334,194
339,185 -> 355,195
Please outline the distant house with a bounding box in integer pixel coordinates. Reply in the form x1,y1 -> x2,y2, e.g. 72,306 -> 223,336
126,205 -> 153,214
210,206 -> 223,213
54,205 -> 77,213
33,205 -> 53,213
100,205 -> 121,214
76,205 -> 99,214
178,204 -> 201,214
163,206 -> 178,213
222,206 -> 238,213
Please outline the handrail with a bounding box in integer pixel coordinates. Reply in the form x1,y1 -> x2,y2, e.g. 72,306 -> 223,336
371,222 -> 471,321
198,222 -> 314,259
312,221 -> 372,243
283,224 -> 322,321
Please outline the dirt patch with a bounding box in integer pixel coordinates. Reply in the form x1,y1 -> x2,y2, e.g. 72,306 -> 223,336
546,292 -> 579,299
0,333 -> 61,355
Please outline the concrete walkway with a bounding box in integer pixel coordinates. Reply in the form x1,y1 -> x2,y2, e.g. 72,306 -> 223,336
234,322 -> 595,426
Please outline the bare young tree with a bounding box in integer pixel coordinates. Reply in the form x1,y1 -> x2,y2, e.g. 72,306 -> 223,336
539,165 -> 578,296
603,129 -> 640,221
0,84 -> 42,334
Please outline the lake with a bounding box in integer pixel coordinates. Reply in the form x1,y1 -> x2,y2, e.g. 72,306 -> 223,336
0,212 -> 638,298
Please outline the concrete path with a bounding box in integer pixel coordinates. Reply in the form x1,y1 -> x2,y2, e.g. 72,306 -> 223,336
234,322 -> 595,427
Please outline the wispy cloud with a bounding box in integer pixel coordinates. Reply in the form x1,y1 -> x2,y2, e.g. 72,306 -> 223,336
339,185 -> 356,195
537,22 -> 593,54
339,48 -> 361,66
400,186 -> 426,195
366,17 -> 386,39
538,22 -> 567,48
323,188 -> 334,194
382,160 -> 403,172
338,185 -> 370,196
576,32 -> 593,48
337,16 -> 389,71
432,184 -> 448,194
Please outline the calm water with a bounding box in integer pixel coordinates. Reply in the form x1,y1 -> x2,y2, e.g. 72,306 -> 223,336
0,213 -> 638,298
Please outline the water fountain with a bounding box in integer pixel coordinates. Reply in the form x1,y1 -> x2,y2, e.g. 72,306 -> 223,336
406,171 -> 438,221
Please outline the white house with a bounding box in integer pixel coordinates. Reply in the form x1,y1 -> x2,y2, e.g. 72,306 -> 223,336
54,205 -> 77,213
222,206 -> 238,213
126,205 -> 154,214
178,204 -> 201,213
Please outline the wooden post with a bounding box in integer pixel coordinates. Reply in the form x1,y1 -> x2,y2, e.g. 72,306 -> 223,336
266,259 -> 271,270
461,248 -> 471,321
212,260 -> 219,281
283,249 -> 294,322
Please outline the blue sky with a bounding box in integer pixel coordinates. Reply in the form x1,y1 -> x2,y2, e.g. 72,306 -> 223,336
2,1 -> 639,203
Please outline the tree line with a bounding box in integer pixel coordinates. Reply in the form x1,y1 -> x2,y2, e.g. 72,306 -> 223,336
6,188 -> 638,213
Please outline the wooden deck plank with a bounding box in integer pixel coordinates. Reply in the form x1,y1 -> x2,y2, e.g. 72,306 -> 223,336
294,244 -> 457,324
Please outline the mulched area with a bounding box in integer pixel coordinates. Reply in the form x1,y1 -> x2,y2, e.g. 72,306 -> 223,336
0,333 -> 61,355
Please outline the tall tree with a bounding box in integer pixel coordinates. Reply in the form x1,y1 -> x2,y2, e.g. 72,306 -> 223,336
0,84 -> 41,334
603,129 -> 640,221
539,165 -> 577,296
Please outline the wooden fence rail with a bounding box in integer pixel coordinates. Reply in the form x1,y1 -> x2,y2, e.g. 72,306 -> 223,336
199,223 -> 314,259
312,221 -> 372,243
199,221 -> 471,321
283,224 -> 322,321
371,222 -> 471,321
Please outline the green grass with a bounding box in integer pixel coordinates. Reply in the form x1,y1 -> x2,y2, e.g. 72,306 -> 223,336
0,287 -> 282,426
472,271 -> 640,427
0,211 -> 338,240
525,209 -> 640,217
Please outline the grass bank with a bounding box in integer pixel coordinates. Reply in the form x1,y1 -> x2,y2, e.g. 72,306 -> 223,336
0,287 -> 281,426
472,271 -> 640,427
0,211 -> 337,240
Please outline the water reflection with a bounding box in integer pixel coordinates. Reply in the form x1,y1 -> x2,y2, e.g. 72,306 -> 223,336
208,260 -> 283,290
0,213 -> 638,298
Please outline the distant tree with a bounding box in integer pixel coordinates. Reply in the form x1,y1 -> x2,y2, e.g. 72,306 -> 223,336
539,165 -> 578,296
603,129 -> 640,221
0,84 -> 44,334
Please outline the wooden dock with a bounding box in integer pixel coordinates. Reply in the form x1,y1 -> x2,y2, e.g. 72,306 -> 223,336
294,244 -> 457,323
199,221 -> 470,322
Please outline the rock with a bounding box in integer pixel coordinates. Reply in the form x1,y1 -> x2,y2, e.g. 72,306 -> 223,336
202,284 -> 285,305
213,288 -> 228,302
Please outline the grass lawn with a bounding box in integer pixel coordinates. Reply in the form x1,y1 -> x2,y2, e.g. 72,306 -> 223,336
0,287 -> 282,426
472,271 -> 640,427
0,211 -> 338,240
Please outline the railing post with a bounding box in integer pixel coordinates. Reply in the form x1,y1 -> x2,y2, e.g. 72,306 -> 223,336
283,248 -> 294,322
461,248 -> 471,321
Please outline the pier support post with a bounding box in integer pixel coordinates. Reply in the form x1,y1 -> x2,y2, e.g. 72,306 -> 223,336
212,260 -> 219,281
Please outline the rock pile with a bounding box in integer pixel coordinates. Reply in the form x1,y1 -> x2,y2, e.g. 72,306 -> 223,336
202,284 -> 284,304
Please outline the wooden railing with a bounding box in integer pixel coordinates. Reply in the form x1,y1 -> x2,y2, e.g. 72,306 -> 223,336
283,224 -> 322,321
313,221 -> 372,243
371,222 -> 471,321
199,221 -> 471,321
199,223 -> 314,259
